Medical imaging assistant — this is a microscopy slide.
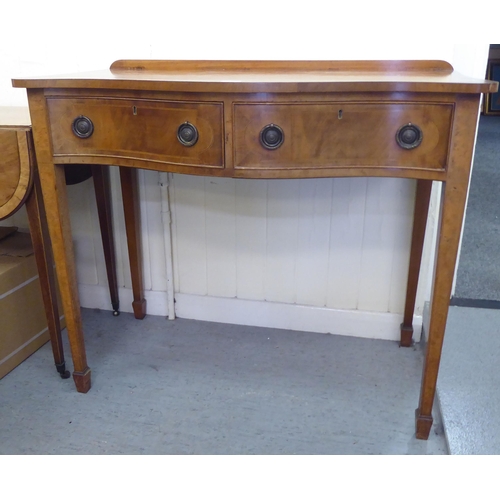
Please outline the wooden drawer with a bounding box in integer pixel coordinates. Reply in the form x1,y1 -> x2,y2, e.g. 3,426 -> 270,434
233,102 -> 453,171
47,98 -> 224,168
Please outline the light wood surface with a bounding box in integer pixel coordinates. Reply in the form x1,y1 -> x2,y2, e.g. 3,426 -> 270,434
15,60 -> 498,440
12,60 -> 497,93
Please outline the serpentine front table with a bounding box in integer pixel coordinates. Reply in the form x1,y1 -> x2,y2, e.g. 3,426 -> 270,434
13,60 -> 497,440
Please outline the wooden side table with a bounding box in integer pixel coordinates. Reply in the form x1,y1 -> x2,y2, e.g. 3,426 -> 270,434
13,60 -> 498,439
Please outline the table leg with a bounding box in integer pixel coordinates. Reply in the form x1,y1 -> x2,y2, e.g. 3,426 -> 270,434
91,165 -> 120,316
400,179 -> 432,347
27,89 -> 91,392
415,95 -> 480,440
25,167 -> 70,379
64,164 -> 121,317
38,161 -> 91,392
119,167 -> 146,319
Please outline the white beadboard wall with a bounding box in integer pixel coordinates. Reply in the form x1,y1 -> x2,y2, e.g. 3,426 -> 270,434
170,175 -> 421,340
0,5 -> 490,340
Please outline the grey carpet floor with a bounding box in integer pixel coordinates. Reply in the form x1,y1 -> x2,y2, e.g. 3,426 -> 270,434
437,306 -> 500,454
438,114 -> 500,454
0,308 -> 447,455
453,115 -> 500,303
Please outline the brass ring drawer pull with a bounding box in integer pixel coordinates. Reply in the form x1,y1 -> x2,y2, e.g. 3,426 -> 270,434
396,123 -> 423,149
177,122 -> 199,147
72,115 -> 94,139
260,123 -> 284,150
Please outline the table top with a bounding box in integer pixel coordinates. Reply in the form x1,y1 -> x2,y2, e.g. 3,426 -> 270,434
0,106 -> 31,129
12,60 -> 498,94
0,106 -> 32,221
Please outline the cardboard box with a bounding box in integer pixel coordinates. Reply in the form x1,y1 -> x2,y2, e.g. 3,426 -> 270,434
0,232 -> 55,379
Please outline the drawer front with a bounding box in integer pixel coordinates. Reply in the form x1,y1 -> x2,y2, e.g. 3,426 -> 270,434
47,98 -> 224,168
233,102 -> 453,171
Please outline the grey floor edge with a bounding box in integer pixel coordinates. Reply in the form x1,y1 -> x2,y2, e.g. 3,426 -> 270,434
429,305 -> 500,454
0,308 -> 447,455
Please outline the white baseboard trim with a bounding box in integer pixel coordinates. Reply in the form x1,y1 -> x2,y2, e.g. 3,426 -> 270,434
77,285 -> 422,342
175,293 -> 422,342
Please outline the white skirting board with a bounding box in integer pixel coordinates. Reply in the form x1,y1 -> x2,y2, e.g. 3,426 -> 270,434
78,284 -> 422,342
175,293 -> 422,342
